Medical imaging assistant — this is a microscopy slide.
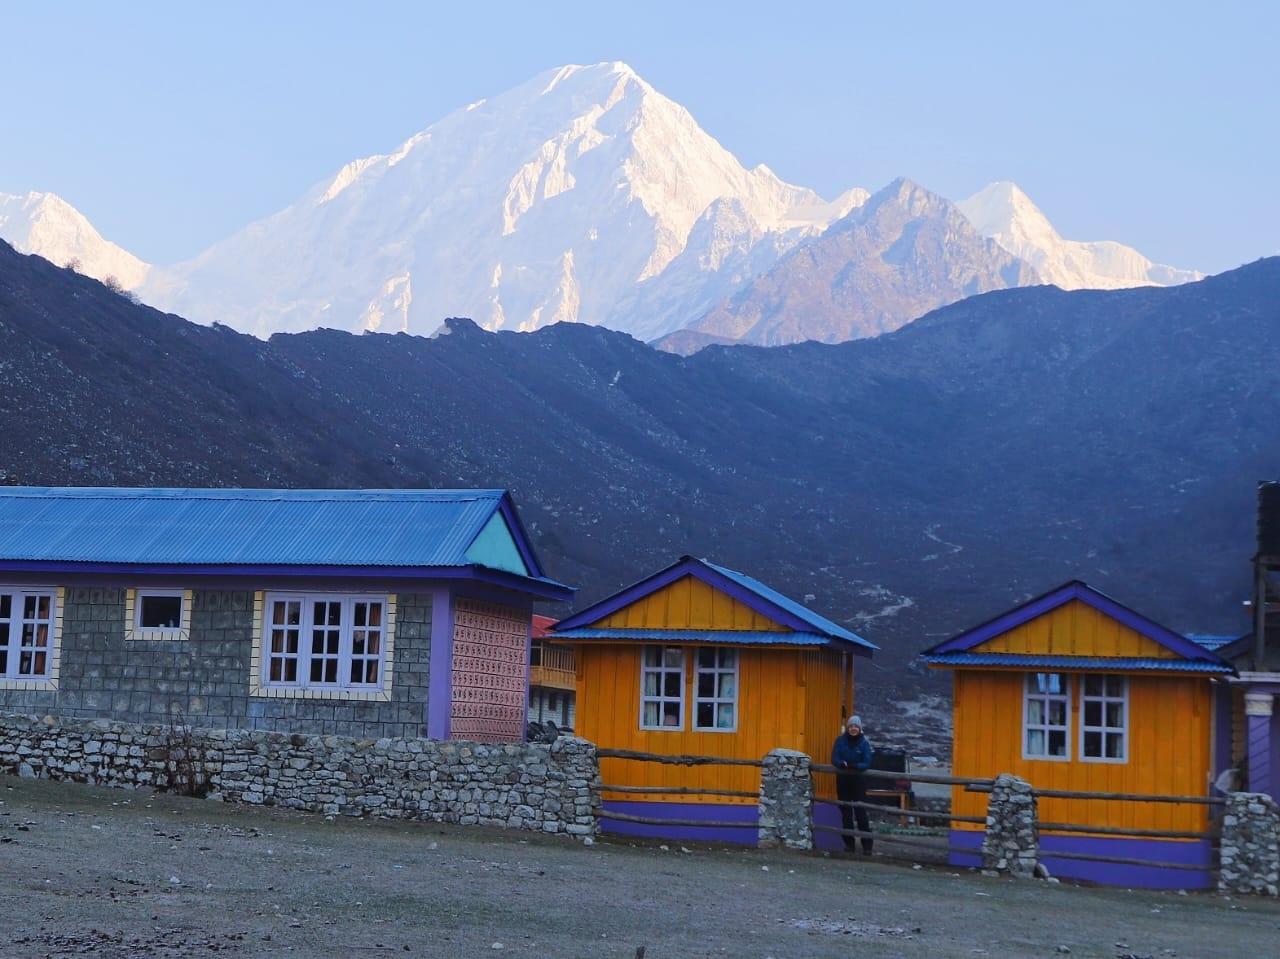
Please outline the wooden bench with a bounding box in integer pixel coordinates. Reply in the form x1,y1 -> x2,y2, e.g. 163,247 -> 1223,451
866,746 -> 914,824
866,787 -> 914,825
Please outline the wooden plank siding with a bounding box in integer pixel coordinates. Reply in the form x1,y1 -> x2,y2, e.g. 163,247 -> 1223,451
566,566 -> 867,812
806,647 -> 855,801
577,644 -> 828,802
977,600 -> 1181,659
949,670 -> 1214,834
595,575 -> 782,631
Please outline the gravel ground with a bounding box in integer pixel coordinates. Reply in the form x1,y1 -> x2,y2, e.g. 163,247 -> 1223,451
1,775 -> 1278,959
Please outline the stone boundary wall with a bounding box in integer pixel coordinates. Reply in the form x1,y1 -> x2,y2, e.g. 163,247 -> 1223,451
1219,792 -> 1280,895
0,712 -> 600,836
7,715 -> 1280,896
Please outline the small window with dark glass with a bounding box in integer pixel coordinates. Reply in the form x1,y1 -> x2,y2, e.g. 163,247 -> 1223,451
1024,672 -> 1070,759
138,591 -> 184,630
694,647 -> 738,731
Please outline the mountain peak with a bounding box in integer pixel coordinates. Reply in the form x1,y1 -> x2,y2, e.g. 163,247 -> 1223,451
1,65 -> 1206,348
958,181 -> 1203,291
958,181 -> 1058,246
136,62 -> 841,340
0,190 -> 149,288
541,60 -> 646,93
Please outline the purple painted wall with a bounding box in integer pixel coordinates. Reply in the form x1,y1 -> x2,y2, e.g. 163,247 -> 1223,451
811,798 -> 849,852
1212,683 -> 1235,791
599,800 -> 759,846
948,830 -> 1214,889
427,589 -> 454,740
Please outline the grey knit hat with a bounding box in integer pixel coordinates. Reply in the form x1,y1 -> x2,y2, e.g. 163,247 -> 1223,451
846,715 -> 863,729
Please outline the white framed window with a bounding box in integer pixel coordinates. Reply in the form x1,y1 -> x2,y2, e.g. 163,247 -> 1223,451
640,645 -> 685,729
1024,672 -> 1070,759
125,589 -> 191,641
1080,674 -> 1127,761
0,587 -> 60,687
694,647 -> 738,731
252,592 -> 394,699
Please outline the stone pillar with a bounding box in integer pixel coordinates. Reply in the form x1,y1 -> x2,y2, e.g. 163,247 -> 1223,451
980,773 -> 1039,879
1245,692 -> 1273,796
1219,792 -> 1280,895
758,748 -> 813,849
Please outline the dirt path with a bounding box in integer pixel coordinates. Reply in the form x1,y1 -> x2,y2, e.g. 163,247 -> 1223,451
1,775 -> 1277,958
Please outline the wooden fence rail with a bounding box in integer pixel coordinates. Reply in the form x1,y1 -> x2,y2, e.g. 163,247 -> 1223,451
597,748 -> 763,767
592,748 -> 1227,882
813,764 -> 1223,880
599,785 -> 758,798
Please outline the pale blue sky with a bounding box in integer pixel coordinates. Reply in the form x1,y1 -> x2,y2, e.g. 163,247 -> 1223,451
3,0 -> 1274,274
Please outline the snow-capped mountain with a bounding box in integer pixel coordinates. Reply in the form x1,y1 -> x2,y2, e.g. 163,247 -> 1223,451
0,192 -> 149,289
2,63 -> 1206,347
957,182 -> 1202,290
665,178 -> 1039,350
138,63 -> 854,340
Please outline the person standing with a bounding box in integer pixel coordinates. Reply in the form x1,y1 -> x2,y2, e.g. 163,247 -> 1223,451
831,715 -> 875,853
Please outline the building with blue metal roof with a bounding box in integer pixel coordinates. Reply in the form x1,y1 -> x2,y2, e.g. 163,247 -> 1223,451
921,579 -> 1234,890
0,487 -> 572,742
550,554 -> 874,847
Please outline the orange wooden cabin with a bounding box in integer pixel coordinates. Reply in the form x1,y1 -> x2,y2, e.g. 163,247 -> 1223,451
921,580 -> 1235,888
551,555 -> 876,843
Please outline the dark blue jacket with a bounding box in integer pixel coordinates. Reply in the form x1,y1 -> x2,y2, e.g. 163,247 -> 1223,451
831,731 -> 873,772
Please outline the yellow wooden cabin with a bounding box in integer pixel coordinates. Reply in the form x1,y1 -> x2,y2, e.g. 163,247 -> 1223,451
921,580 -> 1234,887
551,555 -> 876,843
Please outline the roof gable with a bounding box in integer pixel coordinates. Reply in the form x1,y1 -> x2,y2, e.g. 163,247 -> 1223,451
465,510 -> 529,577
921,580 -> 1233,674
0,487 -> 568,597
552,555 -> 875,655
593,573 -> 786,631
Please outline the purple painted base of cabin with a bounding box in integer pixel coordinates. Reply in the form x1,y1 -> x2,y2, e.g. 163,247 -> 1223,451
599,801 -> 759,845
811,799 -> 852,852
948,830 -> 1215,890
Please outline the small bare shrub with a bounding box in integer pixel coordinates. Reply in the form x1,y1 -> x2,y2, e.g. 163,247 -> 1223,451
158,709 -> 210,798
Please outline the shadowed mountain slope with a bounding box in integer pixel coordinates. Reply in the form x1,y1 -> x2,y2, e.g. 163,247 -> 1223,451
3,240 -> 1277,749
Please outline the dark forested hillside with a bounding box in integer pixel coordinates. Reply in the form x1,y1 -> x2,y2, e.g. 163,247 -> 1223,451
3,240 -> 1278,750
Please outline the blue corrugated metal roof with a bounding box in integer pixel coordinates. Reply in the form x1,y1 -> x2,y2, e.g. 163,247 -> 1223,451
0,487 -> 555,574
552,628 -> 849,647
552,554 -> 875,655
922,580 -> 1231,667
919,652 -> 1234,674
1186,633 -> 1242,652
698,558 -> 874,649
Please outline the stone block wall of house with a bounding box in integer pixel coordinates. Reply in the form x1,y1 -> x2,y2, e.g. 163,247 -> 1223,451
0,589 -> 435,739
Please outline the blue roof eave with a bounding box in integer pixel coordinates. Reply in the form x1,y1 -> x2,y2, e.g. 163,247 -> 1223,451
919,652 -> 1235,675
553,555 -> 875,653
922,580 -> 1231,667
0,558 -> 574,601
553,626 -> 875,655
